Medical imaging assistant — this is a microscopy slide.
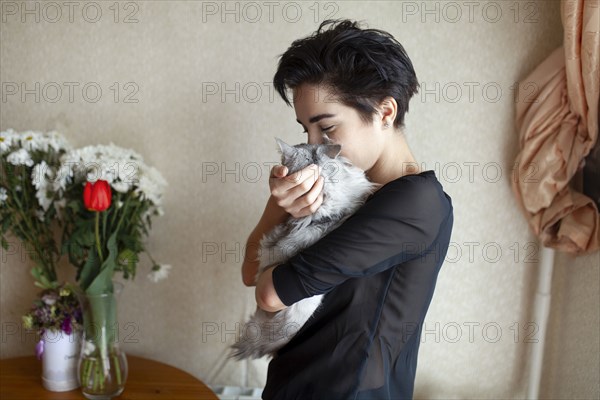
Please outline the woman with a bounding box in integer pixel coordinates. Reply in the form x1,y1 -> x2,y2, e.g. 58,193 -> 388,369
241,19 -> 454,399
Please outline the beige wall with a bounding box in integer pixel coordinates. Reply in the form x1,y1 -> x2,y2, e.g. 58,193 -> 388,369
540,250 -> 600,398
1,1 -> 597,398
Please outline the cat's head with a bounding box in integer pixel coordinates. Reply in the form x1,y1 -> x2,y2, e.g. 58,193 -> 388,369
274,137 -> 343,176
273,137 -> 378,221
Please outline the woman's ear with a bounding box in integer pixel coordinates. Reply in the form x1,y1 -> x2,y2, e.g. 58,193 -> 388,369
376,97 -> 398,128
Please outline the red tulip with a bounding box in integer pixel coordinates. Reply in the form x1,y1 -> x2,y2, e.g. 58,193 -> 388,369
83,180 -> 112,212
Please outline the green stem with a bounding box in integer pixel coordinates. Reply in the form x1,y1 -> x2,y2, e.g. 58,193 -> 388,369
113,354 -> 122,385
120,199 -> 143,241
145,250 -> 157,266
93,362 -> 99,391
114,193 -> 133,234
82,358 -> 92,386
2,166 -> 50,278
108,192 -> 122,232
86,360 -> 93,390
11,192 -> 56,282
18,167 -> 29,211
102,210 -> 108,247
95,212 -> 104,263
87,359 -> 93,386
99,362 -> 105,391
79,359 -> 85,385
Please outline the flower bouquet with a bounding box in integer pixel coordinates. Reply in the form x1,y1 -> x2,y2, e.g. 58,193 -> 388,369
56,143 -> 169,397
22,283 -> 83,359
0,128 -> 71,289
22,282 -> 84,391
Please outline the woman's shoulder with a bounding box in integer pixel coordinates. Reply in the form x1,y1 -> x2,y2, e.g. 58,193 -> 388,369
364,169 -> 452,223
368,169 -> 442,201
391,169 -> 436,185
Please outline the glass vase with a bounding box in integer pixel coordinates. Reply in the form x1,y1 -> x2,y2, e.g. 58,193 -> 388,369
75,282 -> 128,400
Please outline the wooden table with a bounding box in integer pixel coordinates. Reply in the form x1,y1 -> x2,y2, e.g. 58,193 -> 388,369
0,354 -> 218,399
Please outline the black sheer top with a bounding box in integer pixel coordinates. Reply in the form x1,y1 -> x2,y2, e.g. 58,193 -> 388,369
264,170 -> 454,400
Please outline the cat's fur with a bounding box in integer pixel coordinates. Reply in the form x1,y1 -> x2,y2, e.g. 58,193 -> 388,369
229,137 -> 380,360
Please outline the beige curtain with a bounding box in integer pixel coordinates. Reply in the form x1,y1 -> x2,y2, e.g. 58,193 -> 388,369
512,0 -> 599,255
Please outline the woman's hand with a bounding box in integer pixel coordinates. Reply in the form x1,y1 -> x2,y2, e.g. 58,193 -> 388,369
241,163 -> 324,287
269,164 -> 324,218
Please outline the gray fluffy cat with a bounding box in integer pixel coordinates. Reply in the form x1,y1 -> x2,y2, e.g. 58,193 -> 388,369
229,137 -> 380,360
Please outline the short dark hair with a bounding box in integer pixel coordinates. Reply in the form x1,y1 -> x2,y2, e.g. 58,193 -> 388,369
273,19 -> 420,130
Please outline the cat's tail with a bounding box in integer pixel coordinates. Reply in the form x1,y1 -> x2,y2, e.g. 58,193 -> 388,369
228,316 -> 266,360
228,342 -> 257,360
228,338 -> 273,361
228,311 -> 299,361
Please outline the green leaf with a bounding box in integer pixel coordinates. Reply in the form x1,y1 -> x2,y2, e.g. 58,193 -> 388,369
78,230 -> 96,247
33,281 -> 47,289
30,266 -> 41,281
1,213 -> 12,232
78,247 -> 100,291
86,231 -> 119,296
120,235 -> 138,252
67,199 -> 81,212
117,248 -> 137,267
117,248 -> 138,280
30,265 -> 56,290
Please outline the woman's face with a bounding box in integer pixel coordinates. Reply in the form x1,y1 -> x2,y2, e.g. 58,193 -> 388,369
292,83 -> 385,172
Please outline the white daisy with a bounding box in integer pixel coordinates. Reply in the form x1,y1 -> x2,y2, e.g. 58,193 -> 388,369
0,129 -> 18,154
147,264 -> 172,283
31,161 -> 56,212
46,130 -> 71,153
111,180 -> 131,193
6,148 -> 34,167
32,161 -> 51,190
19,131 -> 42,152
36,191 -> 52,213
52,163 -> 74,193
16,130 -> 72,154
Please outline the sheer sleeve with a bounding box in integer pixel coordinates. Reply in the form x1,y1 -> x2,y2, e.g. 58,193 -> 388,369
272,173 -> 453,306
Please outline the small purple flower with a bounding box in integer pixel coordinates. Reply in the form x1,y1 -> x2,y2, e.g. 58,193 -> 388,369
35,339 -> 44,361
61,317 -> 72,335
41,293 -> 58,306
35,308 -> 50,324
73,308 -> 82,323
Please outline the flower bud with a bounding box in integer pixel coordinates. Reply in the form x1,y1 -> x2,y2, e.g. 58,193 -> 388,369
22,314 -> 33,330
83,180 -> 112,212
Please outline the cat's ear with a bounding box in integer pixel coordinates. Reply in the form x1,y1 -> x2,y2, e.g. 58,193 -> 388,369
275,137 -> 295,156
318,143 -> 342,159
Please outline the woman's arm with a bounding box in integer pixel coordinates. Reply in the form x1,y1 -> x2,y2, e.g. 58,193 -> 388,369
255,265 -> 287,312
270,176 -> 454,307
241,195 -> 289,287
242,163 -> 324,286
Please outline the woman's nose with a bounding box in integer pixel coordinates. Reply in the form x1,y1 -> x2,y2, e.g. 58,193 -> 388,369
307,132 -> 326,145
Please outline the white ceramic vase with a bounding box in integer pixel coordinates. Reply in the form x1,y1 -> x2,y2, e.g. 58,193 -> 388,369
40,329 -> 81,391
